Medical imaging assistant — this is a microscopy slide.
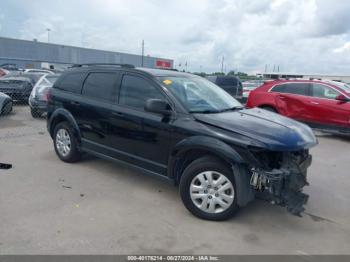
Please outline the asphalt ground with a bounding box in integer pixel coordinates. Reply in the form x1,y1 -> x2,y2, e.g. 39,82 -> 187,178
0,105 -> 350,254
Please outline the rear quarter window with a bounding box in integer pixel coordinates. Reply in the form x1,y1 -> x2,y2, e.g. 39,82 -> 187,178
55,73 -> 87,94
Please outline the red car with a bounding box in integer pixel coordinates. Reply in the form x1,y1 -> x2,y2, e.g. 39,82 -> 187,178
246,79 -> 350,134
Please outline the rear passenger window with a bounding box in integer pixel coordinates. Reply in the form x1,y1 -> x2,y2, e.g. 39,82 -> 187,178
271,83 -> 308,96
58,73 -> 86,94
82,73 -> 118,102
119,75 -> 164,110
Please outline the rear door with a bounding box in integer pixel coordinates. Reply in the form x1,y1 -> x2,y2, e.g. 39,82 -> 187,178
78,71 -> 120,147
273,82 -> 312,122
308,83 -> 350,129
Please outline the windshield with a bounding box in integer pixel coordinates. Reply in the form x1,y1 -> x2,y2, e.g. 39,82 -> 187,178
34,75 -> 59,95
158,76 -> 242,113
331,82 -> 350,93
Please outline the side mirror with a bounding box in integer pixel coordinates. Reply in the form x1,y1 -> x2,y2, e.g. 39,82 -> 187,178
335,94 -> 350,103
144,99 -> 172,116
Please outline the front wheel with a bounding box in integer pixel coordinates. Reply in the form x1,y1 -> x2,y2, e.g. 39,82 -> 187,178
179,156 -> 239,221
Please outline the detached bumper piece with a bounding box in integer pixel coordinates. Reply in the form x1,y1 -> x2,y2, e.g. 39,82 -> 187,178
251,152 -> 312,216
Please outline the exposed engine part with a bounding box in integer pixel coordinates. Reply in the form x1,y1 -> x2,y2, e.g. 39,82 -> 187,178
251,151 -> 312,216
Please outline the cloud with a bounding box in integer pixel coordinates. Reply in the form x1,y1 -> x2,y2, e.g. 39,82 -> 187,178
1,0 -> 350,74
333,42 -> 350,53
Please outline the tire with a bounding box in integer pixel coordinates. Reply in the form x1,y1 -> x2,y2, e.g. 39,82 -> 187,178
261,106 -> 277,113
30,108 -> 41,118
1,101 -> 13,115
179,156 -> 239,221
53,122 -> 81,163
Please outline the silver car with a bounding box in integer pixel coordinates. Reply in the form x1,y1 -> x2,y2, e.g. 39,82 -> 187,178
0,92 -> 13,116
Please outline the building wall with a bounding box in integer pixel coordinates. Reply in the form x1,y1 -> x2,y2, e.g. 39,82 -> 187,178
0,37 -> 173,70
261,72 -> 350,83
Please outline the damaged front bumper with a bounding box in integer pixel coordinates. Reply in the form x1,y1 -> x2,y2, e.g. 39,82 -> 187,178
250,151 -> 312,216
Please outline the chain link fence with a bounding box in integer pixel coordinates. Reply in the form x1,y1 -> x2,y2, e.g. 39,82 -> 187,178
0,71 -> 60,119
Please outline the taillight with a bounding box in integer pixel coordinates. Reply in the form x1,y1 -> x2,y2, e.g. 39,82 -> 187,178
45,88 -> 52,102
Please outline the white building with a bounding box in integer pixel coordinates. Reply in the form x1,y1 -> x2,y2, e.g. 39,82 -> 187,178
257,72 -> 350,83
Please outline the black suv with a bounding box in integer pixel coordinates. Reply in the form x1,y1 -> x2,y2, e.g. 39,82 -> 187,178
206,75 -> 243,101
47,64 -> 317,221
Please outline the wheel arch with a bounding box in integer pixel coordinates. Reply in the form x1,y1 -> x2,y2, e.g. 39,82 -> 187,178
259,104 -> 278,112
169,136 -> 254,207
48,109 -> 81,143
168,136 -> 244,183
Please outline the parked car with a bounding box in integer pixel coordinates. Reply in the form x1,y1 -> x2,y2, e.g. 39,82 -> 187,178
246,79 -> 350,134
206,75 -> 243,101
0,73 -> 44,102
47,64 -> 317,221
241,81 -> 263,103
24,69 -> 54,75
0,68 -> 9,78
0,92 -> 13,115
29,74 -> 60,118
0,63 -> 20,71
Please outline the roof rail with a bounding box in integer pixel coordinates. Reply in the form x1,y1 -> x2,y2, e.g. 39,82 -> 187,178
71,63 -> 135,69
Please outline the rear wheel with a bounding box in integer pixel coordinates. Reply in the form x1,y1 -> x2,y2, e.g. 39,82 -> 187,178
53,122 -> 81,163
179,156 -> 239,221
1,101 -> 13,115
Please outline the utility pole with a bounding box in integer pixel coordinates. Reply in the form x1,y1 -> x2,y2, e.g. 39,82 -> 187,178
46,28 -> 51,43
264,64 -> 267,72
221,56 -> 224,73
141,40 -> 145,67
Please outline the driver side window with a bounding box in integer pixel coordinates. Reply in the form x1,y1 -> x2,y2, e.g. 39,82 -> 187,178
312,84 -> 340,99
119,75 -> 165,110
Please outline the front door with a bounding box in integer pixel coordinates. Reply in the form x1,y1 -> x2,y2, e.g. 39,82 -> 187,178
308,83 -> 350,129
109,73 -> 173,175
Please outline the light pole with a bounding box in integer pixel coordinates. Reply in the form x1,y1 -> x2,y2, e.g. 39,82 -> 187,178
46,28 -> 51,43
141,40 -> 144,67
221,56 -> 224,73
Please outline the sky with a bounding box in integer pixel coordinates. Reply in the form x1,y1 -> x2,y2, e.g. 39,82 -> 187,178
1,0 -> 350,74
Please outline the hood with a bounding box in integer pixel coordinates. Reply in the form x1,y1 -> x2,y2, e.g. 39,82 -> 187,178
194,108 -> 317,151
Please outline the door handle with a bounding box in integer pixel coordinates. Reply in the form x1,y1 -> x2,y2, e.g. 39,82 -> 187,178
309,101 -> 319,105
279,95 -> 286,100
70,101 -> 80,106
